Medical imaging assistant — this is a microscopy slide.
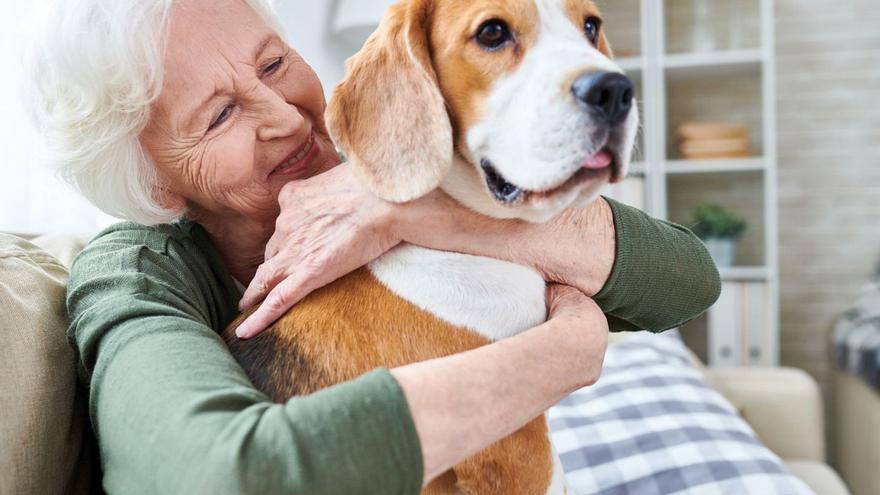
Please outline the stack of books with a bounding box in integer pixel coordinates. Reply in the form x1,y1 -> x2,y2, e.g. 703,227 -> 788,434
678,122 -> 752,160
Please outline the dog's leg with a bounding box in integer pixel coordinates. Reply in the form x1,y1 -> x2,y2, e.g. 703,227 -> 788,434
451,417 -> 554,495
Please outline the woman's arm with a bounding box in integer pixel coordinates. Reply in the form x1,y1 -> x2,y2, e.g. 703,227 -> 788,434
70,224 -> 606,492
238,164 -> 720,337
395,285 -> 607,483
392,191 -> 617,297
395,193 -> 722,332
68,225 -> 422,494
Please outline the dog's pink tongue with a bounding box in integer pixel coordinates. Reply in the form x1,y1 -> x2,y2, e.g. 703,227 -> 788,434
583,150 -> 613,169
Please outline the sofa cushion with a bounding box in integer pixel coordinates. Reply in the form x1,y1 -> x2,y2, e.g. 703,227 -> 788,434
0,234 -> 94,494
785,460 -> 850,495
549,331 -> 815,495
31,234 -> 90,269
704,367 -> 825,462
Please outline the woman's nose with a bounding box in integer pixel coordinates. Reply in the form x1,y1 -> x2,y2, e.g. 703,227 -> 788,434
256,87 -> 306,142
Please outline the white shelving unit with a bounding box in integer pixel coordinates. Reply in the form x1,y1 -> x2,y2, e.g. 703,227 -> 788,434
601,0 -> 779,367
665,158 -> 766,175
663,49 -> 763,71
718,266 -> 769,281
329,0 -> 780,367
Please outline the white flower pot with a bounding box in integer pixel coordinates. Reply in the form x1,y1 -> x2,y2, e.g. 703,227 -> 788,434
703,237 -> 737,267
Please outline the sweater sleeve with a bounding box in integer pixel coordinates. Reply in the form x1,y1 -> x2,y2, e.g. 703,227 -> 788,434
66,224 -> 423,495
594,198 -> 722,333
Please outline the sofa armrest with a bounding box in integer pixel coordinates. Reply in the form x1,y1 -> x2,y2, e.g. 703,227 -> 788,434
833,370 -> 880,495
704,367 -> 825,462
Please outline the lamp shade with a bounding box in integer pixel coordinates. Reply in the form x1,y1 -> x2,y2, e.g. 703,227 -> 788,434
331,0 -> 395,45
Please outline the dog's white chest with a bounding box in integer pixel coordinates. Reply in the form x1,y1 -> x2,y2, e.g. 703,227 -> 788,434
368,244 -> 547,341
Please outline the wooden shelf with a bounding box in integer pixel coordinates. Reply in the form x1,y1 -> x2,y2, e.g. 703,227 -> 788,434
665,157 -> 765,175
719,266 -> 769,281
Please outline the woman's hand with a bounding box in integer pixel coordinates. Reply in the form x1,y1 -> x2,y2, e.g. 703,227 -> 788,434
544,284 -> 609,386
236,164 -> 401,338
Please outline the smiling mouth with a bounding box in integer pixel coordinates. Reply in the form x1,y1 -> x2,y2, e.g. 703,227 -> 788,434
270,132 -> 316,177
480,149 -> 619,205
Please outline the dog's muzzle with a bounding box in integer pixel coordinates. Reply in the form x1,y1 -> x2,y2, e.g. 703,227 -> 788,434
478,71 -> 635,207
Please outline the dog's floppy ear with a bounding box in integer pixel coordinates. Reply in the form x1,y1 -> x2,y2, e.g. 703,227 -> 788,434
327,0 -> 453,203
598,31 -> 613,58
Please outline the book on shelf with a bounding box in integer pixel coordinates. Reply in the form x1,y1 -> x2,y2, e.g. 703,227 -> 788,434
604,176 -> 645,210
677,121 -> 753,160
708,281 -> 772,367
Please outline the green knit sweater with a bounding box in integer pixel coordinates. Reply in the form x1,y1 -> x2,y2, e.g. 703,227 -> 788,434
66,197 -> 720,494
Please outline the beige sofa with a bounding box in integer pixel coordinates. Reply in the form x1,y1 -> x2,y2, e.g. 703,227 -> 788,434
0,233 -> 93,494
704,366 -> 849,494
0,233 -> 850,494
833,370 -> 880,495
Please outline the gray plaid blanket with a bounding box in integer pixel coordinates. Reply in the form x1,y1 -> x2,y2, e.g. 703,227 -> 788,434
833,268 -> 880,390
548,331 -> 813,495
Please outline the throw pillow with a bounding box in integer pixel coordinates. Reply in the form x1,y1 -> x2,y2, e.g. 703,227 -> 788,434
0,234 -> 95,494
549,331 -> 814,495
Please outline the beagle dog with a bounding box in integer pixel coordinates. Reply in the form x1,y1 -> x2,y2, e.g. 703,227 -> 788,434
224,0 -> 638,493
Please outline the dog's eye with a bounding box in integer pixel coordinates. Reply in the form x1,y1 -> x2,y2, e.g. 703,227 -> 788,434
475,20 -> 512,50
584,16 -> 602,45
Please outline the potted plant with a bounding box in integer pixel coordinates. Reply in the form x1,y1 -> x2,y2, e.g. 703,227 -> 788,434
689,203 -> 747,267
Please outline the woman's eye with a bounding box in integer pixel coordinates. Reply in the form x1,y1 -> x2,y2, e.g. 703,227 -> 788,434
584,16 -> 602,45
208,104 -> 234,131
475,20 -> 512,50
262,57 -> 284,76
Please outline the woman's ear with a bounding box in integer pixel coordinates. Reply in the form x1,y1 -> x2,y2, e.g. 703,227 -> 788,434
326,0 -> 453,203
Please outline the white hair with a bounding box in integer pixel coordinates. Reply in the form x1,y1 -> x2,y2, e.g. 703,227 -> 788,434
26,0 -> 284,225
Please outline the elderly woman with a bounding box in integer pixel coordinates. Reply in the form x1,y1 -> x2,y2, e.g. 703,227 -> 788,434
28,0 -> 720,492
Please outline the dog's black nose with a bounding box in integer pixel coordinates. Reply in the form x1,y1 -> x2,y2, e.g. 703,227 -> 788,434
572,72 -> 634,126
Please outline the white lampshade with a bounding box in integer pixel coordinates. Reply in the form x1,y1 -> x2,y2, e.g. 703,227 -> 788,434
331,0 -> 396,45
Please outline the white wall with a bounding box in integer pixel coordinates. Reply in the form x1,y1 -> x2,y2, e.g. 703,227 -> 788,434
277,1 -> 397,94
275,2 -> 357,98
0,0 -> 112,235
774,0 -> 880,449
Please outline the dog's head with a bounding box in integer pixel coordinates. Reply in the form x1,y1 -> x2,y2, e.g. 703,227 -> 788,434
328,0 -> 639,222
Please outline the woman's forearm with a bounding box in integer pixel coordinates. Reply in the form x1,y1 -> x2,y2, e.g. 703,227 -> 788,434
516,199 -> 720,331
395,194 -> 616,296
396,194 -> 720,332
391,302 -> 607,485
591,198 -> 722,331
517,200 -> 616,296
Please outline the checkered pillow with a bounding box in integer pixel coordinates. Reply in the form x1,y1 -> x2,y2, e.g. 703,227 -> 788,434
833,274 -> 880,390
548,331 -> 814,495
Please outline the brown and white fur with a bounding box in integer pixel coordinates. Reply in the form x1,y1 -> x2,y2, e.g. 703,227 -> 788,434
223,0 -> 638,493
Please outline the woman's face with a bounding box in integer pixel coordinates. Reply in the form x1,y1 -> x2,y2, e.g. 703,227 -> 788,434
141,0 -> 340,224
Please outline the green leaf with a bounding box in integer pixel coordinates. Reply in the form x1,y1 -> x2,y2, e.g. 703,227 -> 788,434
689,202 -> 748,240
